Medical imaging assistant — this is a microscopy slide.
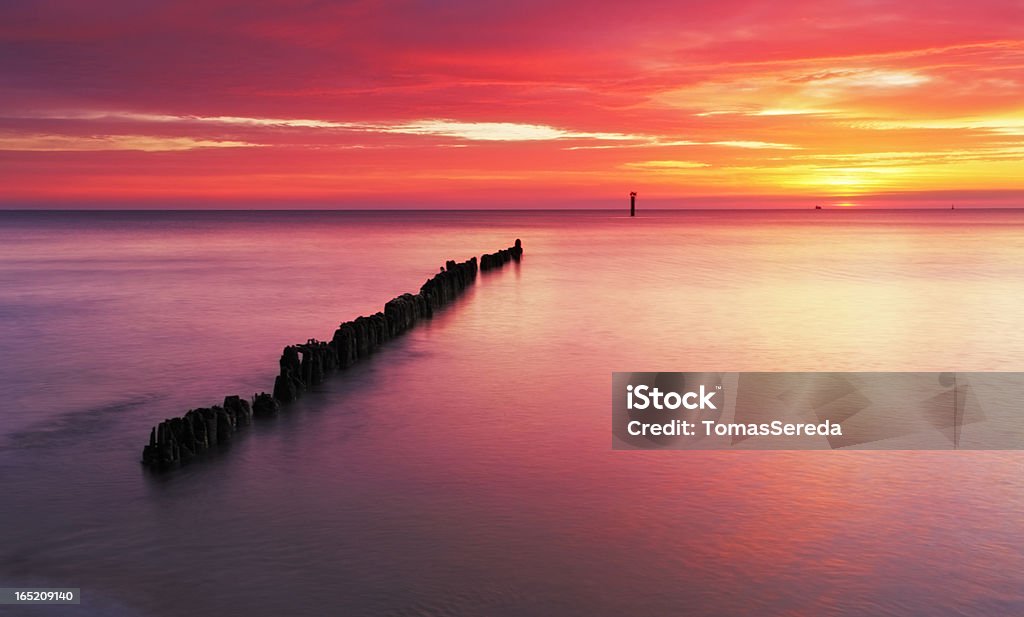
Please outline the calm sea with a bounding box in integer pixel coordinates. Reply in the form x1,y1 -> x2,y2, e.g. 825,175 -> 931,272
0,209 -> 1022,616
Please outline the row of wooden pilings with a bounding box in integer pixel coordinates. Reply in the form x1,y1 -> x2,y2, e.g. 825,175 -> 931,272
141,240 -> 523,470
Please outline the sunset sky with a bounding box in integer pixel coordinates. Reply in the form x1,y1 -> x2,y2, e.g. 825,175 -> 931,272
2,1 -> 1023,208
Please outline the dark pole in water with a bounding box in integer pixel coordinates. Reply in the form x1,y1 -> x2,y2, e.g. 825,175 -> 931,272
953,373 -> 960,449
630,191 -> 637,217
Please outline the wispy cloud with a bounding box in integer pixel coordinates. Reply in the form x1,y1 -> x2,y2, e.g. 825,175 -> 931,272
13,111 -> 803,152
23,111 -> 359,129
788,68 -> 928,88
564,138 -> 799,150
23,111 -> 642,143
752,108 -> 835,117
695,108 -> 834,117
0,133 -> 257,152
854,117 -> 1024,135
376,120 -> 640,142
710,140 -> 801,149
622,160 -> 711,170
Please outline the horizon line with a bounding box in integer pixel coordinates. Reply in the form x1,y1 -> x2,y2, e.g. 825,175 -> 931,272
3,206 -> 1022,213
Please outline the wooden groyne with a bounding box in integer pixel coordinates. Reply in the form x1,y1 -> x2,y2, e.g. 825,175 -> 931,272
142,240 -> 523,470
480,239 -> 522,271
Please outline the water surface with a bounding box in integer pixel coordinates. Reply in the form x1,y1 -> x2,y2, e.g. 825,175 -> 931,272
1,209 -> 1022,616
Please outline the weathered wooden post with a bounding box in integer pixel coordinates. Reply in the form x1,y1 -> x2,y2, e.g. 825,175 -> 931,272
630,191 -> 637,217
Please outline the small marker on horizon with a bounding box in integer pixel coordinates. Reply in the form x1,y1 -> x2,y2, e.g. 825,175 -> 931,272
630,191 -> 637,217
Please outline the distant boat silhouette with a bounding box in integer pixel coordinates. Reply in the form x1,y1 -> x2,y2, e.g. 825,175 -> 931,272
815,205 -> 822,210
